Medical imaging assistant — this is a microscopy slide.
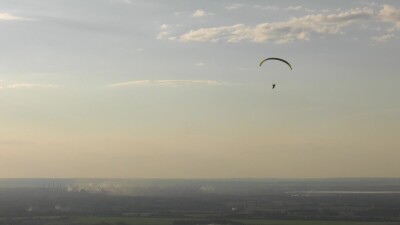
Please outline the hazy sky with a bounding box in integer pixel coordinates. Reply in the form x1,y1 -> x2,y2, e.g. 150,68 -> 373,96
0,0 -> 399,178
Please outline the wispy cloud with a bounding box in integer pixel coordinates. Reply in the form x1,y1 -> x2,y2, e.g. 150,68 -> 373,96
173,7 -> 374,44
110,80 -> 221,88
226,4 -> 281,11
195,62 -> 205,66
360,1 -> 379,8
0,82 -> 58,90
252,5 -> 280,11
233,4 -> 313,12
285,6 -> 314,13
0,12 -> 25,21
157,23 -> 180,40
371,33 -> 395,42
225,4 -> 245,10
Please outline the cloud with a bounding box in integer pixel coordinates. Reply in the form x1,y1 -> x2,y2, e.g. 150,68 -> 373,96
173,11 -> 184,16
157,24 -> 180,40
360,1 -> 379,8
371,33 -> 395,42
110,80 -> 221,88
159,5 -> 400,44
179,25 -> 240,42
0,82 -> 59,90
157,24 -> 170,39
285,6 -> 314,13
225,4 -> 245,10
0,12 -> 25,21
195,62 -> 205,66
229,4 -> 312,12
378,5 -> 400,29
226,4 -> 281,11
175,7 -> 374,44
253,5 -> 280,11
192,10 -> 205,17
157,8 -> 376,43
160,24 -> 171,30
192,9 -> 212,17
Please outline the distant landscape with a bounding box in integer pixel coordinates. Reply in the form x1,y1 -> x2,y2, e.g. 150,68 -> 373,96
1,178 -> 400,225
1,0 -> 400,224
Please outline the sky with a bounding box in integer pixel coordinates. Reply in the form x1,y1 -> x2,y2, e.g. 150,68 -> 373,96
0,0 -> 399,178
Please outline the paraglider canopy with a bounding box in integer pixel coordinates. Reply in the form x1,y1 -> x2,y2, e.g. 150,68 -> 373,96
259,57 -> 292,70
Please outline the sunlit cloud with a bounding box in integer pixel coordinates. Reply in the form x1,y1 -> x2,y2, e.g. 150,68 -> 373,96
161,7 -> 375,44
0,12 -> 25,21
192,9 -> 212,17
379,5 -> 400,29
110,80 -> 222,87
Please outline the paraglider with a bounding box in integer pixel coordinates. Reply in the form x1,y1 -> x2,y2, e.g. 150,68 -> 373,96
259,57 -> 292,70
259,57 -> 292,90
